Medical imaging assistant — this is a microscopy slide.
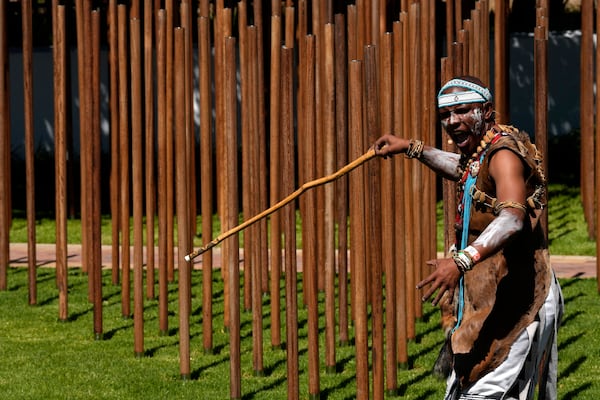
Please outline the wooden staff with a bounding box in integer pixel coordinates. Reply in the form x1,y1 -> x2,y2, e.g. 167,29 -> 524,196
54,3 -> 69,322
348,59 -> 369,400
185,148 -> 376,261
268,13 -> 282,350
108,0 -> 120,286
281,45 -> 299,400
144,0 -> 156,300
131,17 -> 145,358
174,27 -> 191,380
118,4 -> 131,318
156,9 -> 169,336
21,0 -> 37,304
223,35 -> 241,400
198,12 -> 214,352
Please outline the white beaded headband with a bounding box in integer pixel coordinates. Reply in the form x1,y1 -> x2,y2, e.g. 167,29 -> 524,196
437,78 -> 492,108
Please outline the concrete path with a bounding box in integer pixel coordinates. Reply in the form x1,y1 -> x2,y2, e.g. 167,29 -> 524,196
6,243 -> 597,279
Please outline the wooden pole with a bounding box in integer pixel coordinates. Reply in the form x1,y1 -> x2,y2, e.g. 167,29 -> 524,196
595,0 -> 600,290
400,10 -> 416,341
21,0 -> 37,304
392,19 -> 409,370
348,59 -> 369,400
131,17 -> 145,358
281,44 -> 299,400
247,25 -> 264,377
0,0 -> 9,291
174,27 -> 191,380
144,0 -> 156,300
54,3 -> 69,322
494,0 -> 509,123
198,11 -> 214,353
91,8 -> 103,340
580,0 -> 595,238
364,44 -> 384,400
323,23 -> 337,375
224,35 -> 241,400
118,4 -> 131,318
534,12 -> 549,234
165,0 -> 175,283
334,12 -> 350,347
268,13 -> 283,350
302,34 -> 320,400
380,32 -> 398,396
108,0 -> 121,286
156,9 -> 169,336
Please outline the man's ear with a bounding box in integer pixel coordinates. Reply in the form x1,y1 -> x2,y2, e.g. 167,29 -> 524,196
483,102 -> 494,120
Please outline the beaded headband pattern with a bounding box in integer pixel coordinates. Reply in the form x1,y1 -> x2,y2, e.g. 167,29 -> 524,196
437,78 -> 492,108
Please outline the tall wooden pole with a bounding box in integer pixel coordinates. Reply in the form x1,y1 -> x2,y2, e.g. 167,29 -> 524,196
108,0 -> 121,286
156,9 -> 169,336
224,35 -> 241,400
198,9 -> 214,353
131,17 -> 145,358
174,27 -> 191,380
117,4 -> 131,318
581,0 -> 595,238
144,0 -> 156,300
91,9 -> 103,340
22,0 -> 37,304
54,3 -> 69,322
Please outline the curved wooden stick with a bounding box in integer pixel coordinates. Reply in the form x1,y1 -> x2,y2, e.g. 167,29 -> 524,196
185,148 -> 376,261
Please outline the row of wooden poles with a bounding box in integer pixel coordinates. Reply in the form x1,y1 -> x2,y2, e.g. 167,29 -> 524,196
0,0 -> 598,399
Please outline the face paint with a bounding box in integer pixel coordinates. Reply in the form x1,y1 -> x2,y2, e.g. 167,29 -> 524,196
471,210 -> 523,251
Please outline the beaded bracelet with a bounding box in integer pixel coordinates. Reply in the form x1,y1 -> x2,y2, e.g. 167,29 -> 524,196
452,251 -> 473,273
405,139 -> 424,159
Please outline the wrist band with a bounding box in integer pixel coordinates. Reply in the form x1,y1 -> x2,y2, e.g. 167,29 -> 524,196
453,250 -> 474,273
405,139 -> 424,159
463,245 -> 481,263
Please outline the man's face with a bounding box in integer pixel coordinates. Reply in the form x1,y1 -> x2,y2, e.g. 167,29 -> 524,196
438,87 -> 488,155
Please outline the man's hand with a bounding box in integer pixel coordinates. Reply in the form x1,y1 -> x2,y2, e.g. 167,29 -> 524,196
417,258 -> 462,306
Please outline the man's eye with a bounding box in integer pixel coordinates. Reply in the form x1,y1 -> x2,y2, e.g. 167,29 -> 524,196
439,112 -> 450,120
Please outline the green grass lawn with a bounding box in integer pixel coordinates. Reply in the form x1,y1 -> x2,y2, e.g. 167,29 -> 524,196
1,183 -> 598,398
0,268 -> 599,399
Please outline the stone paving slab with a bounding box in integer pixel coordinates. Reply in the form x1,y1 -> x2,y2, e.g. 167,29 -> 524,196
6,243 -> 597,279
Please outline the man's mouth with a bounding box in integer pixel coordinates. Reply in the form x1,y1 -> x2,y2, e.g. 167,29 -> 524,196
451,132 -> 470,148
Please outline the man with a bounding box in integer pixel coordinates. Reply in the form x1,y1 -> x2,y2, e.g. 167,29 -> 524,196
373,76 -> 563,399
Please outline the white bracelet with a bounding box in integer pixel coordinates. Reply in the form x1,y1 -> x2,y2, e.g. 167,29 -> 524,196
463,245 -> 481,263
